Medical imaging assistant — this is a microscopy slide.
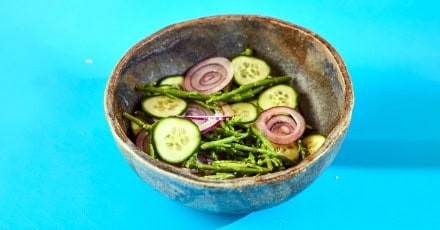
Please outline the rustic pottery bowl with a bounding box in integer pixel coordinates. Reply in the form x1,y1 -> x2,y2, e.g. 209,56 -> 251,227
104,15 -> 354,214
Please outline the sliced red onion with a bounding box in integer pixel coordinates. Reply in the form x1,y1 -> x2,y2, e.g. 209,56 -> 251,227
255,106 -> 306,145
266,115 -> 297,135
182,103 -> 225,133
184,57 -> 233,94
197,154 -> 213,164
184,103 -> 214,124
266,115 -> 295,128
199,112 -> 223,134
135,129 -> 150,153
182,115 -> 232,121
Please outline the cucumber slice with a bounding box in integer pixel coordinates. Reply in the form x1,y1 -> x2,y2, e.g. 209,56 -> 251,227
130,120 -> 142,136
141,95 -> 187,118
153,117 -> 201,164
272,142 -> 301,163
232,56 -> 270,85
257,84 -> 298,110
302,134 -> 326,154
158,75 -> 184,89
229,102 -> 258,123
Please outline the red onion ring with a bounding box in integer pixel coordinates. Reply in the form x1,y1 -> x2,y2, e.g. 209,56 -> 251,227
266,115 -> 297,135
184,103 -> 214,125
266,115 -> 296,128
182,103 -> 225,133
184,57 -> 233,94
254,106 -> 306,145
135,129 -> 150,153
182,115 -> 232,121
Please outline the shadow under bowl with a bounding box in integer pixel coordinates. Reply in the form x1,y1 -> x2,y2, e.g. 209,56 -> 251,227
104,15 -> 354,214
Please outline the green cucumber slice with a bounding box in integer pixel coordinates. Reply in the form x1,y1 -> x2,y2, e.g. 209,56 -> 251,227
229,102 -> 258,123
302,134 -> 326,154
158,75 -> 184,89
232,56 -> 270,85
272,142 -> 301,163
130,121 -> 142,136
153,117 -> 200,163
257,84 -> 298,110
141,95 -> 187,118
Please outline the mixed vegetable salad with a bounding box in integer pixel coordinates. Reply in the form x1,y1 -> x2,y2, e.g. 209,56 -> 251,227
123,49 -> 326,179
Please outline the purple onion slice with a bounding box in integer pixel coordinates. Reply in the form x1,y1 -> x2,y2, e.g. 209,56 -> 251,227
184,57 -> 233,94
254,106 -> 306,145
182,103 -> 228,134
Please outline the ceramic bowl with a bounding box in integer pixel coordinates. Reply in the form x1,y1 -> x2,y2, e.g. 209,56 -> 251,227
104,15 -> 354,214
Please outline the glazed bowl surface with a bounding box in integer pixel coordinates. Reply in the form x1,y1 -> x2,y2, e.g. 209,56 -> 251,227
104,15 -> 354,214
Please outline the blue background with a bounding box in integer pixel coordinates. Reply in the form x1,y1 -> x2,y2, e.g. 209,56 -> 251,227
1,0 -> 439,229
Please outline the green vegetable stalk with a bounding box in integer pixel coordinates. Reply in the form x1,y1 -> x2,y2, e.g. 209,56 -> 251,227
200,134 -> 248,150
123,112 -> 152,130
207,76 -> 291,103
227,86 -> 266,102
186,157 -> 270,175
136,85 -> 216,100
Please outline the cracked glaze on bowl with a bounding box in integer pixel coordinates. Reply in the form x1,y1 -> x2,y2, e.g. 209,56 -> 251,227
104,15 -> 354,214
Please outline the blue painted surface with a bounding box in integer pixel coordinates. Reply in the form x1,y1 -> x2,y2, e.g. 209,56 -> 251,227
1,0 -> 439,229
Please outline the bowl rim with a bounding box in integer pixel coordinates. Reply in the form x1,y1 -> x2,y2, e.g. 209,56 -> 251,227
104,14 -> 354,188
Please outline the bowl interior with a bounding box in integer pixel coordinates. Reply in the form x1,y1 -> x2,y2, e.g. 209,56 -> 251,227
106,15 -> 351,181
